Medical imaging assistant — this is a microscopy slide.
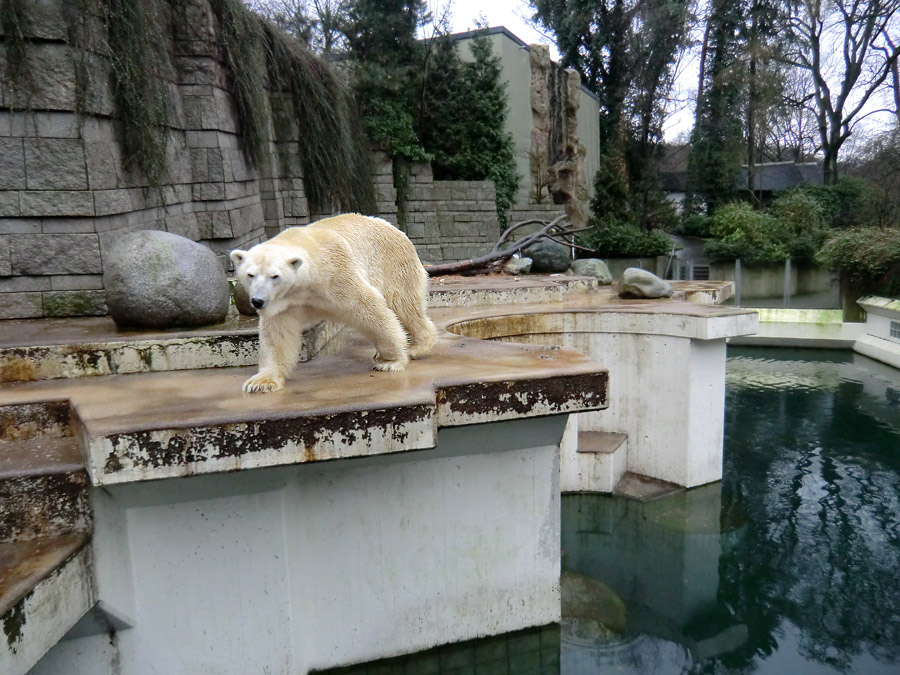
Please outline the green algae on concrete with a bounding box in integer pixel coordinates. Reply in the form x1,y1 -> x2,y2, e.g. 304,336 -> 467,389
751,308 -> 844,324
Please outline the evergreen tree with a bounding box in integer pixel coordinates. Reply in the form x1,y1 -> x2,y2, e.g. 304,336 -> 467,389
342,0 -> 429,159
418,32 -> 519,227
685,0 -> 745,215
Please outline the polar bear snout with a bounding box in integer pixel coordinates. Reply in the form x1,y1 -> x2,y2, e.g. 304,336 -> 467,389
251,297 -> 266,309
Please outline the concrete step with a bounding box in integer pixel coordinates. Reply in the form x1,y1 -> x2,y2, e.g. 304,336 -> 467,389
0,401 -> 95,673
0,436 -> 91,543
0,534 -> 95,675
562,430 -> 629,493
612,472 -> 684,502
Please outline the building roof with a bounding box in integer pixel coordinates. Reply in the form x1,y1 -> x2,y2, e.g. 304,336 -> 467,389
736,162 -> 823,191
658,145 -> 824,194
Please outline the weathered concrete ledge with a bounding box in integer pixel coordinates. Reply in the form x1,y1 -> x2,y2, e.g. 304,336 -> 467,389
0,315 -> 340,383
0,334 -> 608,486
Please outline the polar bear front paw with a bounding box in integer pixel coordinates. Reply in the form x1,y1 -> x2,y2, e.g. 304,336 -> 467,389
372,357 -> 407,372
242,372 -> 285,393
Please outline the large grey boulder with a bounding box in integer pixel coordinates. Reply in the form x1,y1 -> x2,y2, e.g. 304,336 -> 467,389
570,258 -> 613,284
503,256 -> 533,275
523,237 -> 570,273
104,230 -> 230,329
619,267 -> 673,299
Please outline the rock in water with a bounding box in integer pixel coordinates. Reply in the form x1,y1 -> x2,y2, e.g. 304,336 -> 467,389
619,267 -> 673,299
523,237 -> 571,273
503,256 -> 533,275
104,230 -> 230,328
570,258 -> 613,284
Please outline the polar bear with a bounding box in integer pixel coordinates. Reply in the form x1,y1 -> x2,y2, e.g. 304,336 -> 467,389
230,214 -> 436,393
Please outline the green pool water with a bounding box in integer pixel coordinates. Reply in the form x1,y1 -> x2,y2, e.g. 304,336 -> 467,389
563,347 -> 900,674
323,347 -> 900,674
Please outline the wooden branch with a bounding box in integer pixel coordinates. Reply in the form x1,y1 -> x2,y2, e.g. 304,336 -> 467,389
427,215 -> 577,277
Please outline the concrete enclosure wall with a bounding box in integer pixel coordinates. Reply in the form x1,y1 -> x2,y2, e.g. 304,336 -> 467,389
709,262 -> 835,299
30,417 -> 564,675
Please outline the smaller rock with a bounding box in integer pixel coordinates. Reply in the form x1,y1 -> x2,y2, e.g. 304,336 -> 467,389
619,267 -> 673,299
570,258 -> 613,284
231,279 -> 257,316
523,237 -> 571,273
503,256 -> 533,275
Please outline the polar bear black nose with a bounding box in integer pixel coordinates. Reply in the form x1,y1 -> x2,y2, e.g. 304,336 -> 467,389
251,297 -> 265,309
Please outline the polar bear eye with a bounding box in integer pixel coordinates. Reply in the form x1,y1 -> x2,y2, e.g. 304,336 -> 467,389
270,274 -> 279,280
247,273 -> 255,278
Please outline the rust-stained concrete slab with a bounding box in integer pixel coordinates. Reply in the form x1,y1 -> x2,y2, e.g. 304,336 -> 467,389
0,535 -> 95,675
0,332 -> 608,485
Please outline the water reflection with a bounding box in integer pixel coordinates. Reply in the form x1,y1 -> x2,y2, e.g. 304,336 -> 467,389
561,486 -> 747,673
560,348 -> 900,674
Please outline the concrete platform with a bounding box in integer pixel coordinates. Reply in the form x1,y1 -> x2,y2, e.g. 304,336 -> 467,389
0,332 -> 607,486
0,274 -> 751,674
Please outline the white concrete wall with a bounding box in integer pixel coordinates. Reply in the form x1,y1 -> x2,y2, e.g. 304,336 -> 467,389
571,334 -> 725,487
30,417 -> 565,675
480,308 -> 755,489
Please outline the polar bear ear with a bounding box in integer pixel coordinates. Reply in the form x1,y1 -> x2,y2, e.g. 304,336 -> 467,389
286,257 -> 303,271
230,250 -> 247,267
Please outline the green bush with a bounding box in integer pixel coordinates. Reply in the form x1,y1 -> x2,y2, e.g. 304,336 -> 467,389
675,213 -> 713,238
769,190 -> 827,262
581,215 -> 673,258
704,194 -> 827,264
796,177 -> 873,229
817,226 -> 900,297
705,202 -> 785,264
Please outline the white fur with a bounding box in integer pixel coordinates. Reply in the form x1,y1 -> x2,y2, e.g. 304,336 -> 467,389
231,214 -> 436,393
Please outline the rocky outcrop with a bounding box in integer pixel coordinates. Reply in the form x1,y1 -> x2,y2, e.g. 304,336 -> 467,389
529,47 -> 589,227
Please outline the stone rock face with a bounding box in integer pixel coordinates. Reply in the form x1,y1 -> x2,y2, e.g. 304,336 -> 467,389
530,47 -> 589,226
104,230 -> 230,328
619,267 -> 673,299
503,256 -> 533,275
524,238 -> 571,273
570,258 -> 613,284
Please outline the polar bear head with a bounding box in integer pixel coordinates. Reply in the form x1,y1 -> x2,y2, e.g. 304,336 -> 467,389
230,244 -> 307,312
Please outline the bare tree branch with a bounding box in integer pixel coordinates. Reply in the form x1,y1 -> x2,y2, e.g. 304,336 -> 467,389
426,216 -> 586,276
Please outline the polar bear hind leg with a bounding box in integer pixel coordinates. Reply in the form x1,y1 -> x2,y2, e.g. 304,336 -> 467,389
399,300 -> 436,359
344,282 -> 410,372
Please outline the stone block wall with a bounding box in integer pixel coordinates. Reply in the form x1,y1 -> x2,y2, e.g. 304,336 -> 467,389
0,0 -> 308,320
401,162 -> 499,264
0,1 -> 502,319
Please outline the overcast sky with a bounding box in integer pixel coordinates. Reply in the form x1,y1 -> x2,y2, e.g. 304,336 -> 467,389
430,0 -> 697,140
433,0 -> 554,49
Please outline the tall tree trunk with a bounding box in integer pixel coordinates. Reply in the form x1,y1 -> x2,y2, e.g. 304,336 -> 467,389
697,10 -> 713,106
747,47 -> 758,205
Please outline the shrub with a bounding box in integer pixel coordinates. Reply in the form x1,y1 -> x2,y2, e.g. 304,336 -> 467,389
817,226 -> 900,297
797,177 -> 873,229
704,194 -> 827,264
705,202 -> 785,264
675,213 -> 713,238
769,190 -> 827,262
581,215 -> 673,258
